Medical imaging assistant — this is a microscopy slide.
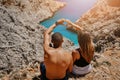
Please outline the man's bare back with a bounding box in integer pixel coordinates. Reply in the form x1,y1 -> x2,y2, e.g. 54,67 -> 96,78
44,48 -> 72,79
40,19 -> 73,80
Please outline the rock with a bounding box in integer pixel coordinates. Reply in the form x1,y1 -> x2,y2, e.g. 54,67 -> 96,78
0,0 -> 69,79
76,0 -> 120,52
107,0 -> 120,7
114,27 -> 120,37
72,0 -> 120,79
0,0 -> 120,80
114,42 -> 120,48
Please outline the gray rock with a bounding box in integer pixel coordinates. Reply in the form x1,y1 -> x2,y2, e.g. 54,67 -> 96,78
0,1 -> 67,78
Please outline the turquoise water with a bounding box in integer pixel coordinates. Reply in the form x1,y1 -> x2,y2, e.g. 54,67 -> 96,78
40,0 -> 96,45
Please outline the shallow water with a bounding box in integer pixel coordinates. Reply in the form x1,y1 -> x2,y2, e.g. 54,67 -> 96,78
40,0 -> 96,45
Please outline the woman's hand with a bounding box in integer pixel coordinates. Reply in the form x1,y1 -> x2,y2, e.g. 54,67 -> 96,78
56,18 -> 65,25
65,19 -> 84,31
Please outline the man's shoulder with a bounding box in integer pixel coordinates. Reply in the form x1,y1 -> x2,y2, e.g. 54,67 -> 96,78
65,49 -> 72,54
63,50 -> 72,59
46,48 -> 72,56
60,49 -> 71,54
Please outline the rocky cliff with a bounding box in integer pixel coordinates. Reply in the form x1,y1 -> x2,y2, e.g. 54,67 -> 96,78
0,0 -> 73,79
74,0 -> 120,80
0,0 -> 120,80
0,0 -> 65,22
76,0 -> 120,53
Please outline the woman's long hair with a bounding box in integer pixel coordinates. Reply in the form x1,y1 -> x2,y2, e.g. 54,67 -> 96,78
78,31 -> 94,63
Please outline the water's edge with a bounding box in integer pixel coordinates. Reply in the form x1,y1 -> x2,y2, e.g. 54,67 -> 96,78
40,0 -> 97,46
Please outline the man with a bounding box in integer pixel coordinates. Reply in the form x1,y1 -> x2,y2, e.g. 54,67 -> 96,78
40,19 -> 73,80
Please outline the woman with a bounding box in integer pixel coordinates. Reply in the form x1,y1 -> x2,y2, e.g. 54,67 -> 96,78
64,19 -> 94,75
72,31 -> 94,75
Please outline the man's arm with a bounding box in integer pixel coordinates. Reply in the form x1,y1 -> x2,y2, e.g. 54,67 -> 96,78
44,24 -> 56,47
43,19 -> 65,52
68,55 -> 73,72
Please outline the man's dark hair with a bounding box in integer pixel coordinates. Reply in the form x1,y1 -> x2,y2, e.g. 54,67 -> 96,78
52,32 -> 63,42
51,32 -> 63,48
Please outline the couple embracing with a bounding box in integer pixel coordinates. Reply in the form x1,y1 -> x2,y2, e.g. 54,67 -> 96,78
40,19 -> 94,80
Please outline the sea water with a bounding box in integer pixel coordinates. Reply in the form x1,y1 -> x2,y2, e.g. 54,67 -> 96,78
40,0 -> 96,45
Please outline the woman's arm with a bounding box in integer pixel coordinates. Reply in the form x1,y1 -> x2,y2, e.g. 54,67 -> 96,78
65,19 -> 83,31
55,18 -> 83,31
72,50 -> 80,63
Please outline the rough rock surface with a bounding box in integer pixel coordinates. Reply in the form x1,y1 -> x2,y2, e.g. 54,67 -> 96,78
66,0 -> 120,80
0,0 -> 120,80
69,50 -> 120,80
0,0 -> 65,22
0,0 -> 73,79
76,0 -> 120,53
72,0 -> 120,80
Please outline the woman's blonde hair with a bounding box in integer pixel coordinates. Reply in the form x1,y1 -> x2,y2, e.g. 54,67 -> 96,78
78,31 -> 94,63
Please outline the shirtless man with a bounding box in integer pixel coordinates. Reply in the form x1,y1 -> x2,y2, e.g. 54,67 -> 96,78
40,19 -> 73,80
